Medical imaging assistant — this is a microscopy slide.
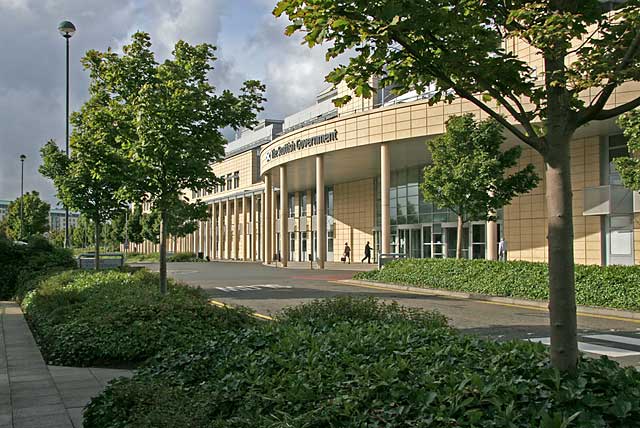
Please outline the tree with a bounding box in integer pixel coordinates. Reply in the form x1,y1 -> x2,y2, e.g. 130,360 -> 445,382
82,32 -> 264,293
421,115 -> 539,259
40,77 -> 128,270
127,206 -> 144,252
2,191 -> 50,240
48,229 -> 66,248
72,214 -> 95,248
274,0 -> 640,372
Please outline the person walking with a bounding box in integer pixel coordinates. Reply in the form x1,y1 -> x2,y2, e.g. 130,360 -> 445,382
342,242 -> 351,264
498,237 -> 507,261
361,241 -> 371,264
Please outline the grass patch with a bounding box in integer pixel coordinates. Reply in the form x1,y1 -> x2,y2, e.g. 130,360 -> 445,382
355,258 -> 640,311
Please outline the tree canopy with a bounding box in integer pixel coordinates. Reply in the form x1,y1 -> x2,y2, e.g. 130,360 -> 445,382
421,115 -> 539,258
1,191 -> 50,241
79,32 -> 265,292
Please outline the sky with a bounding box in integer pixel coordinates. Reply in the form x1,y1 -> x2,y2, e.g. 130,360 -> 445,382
0,0 -> 339,205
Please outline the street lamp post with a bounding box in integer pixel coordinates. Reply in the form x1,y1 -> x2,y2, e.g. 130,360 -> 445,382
58,20 -> 76,248
19,154 -> 26,240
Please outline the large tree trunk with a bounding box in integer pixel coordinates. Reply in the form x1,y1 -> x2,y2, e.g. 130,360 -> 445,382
544,51 -> 579,373
456,214 -> 463,259
94,221 -> 101,271
545,135 -> 578,373
159,210 -> 168,295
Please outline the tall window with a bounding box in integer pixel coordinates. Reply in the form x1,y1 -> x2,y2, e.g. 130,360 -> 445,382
300,193 -> 307,217
288,194 -> 295,218
226,174 -> 233,190
233,171 -> 240,188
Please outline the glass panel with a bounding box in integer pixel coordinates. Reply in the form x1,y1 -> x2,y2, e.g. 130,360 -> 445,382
472,224 -> 486,243
432,233 -> 443,258
422,226 -> 432,258
410,228 -> 421,258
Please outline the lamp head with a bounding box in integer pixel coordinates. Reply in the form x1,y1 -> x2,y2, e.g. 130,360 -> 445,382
58,21 -> 76,38
19,154 -> 26,162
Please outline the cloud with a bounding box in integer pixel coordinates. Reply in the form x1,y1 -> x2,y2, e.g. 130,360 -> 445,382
0,0 -> 340,204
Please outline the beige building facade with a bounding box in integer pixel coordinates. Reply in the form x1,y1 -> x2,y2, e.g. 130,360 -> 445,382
138,27 -> 640,267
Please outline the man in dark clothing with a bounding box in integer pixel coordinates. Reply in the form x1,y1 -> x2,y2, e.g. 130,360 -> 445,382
361,241 -> 371,264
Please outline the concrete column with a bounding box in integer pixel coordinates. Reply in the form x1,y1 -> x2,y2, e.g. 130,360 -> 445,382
316,155 -> 326,269
487,220 -> 498,260
242,197 -> 248,260
218,202 -> 224,259
226,199 -> 232,259
211,204 -> 217,260
251,193 -> 256,261
381,142 -> 391,254
280,165 -> 288,267
264,176 -> 272,263
234,197 -> 240,260
272,187 -> 278,262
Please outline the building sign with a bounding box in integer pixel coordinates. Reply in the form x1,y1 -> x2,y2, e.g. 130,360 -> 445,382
264,130 -> 338,162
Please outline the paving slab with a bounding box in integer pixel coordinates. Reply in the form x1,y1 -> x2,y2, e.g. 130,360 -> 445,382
1,301 -> 133,428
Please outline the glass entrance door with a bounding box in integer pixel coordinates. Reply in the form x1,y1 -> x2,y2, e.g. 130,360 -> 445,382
410,228 -> 421,258
398,228 -> 421,258
422,226 -> 432,258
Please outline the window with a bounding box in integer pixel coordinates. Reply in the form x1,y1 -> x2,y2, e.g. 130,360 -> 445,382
300,193 -> 307,217
288,194 -> 295,218
233,171 -> 240,188
226,174 -> 233,191
312,190 -> 317,215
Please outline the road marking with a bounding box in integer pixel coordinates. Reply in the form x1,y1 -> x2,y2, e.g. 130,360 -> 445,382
529,337 -> 640,357
215,284 -> 293,293
584,334 -> 640,347
208,299 -> 274,321
331,280 -> 640,324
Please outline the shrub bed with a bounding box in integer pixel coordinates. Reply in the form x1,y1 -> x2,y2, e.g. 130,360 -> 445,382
0,236 -> 76,300
126,251 -> 205,263
84,297 -> 640,428
355,258 -> 640,311
21,269 -> 256,366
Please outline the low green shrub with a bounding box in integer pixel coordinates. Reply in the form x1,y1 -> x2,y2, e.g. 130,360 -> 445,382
0,237 -> 76,299
84,297 -> 640,428
22,269 -> 257,366
355,258 -> 640,311
167,252 -> 204,262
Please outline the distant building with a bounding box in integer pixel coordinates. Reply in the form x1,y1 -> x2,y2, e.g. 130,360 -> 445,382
49,209 -> 80,231
0,200 -> 10,222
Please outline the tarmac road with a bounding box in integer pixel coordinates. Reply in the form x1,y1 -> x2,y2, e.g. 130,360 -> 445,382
140,261 -> 640,367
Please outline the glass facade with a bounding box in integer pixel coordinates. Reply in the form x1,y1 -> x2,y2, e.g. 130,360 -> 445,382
375,165 -> 502,259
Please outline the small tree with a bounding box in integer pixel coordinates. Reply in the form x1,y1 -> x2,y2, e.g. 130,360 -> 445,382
72,214 -> 94,248
83,32 -> 264,293
275,0 -> 640,372
127,206 -> 144,252
3,191 -> 50,240
421,115 -> 539,258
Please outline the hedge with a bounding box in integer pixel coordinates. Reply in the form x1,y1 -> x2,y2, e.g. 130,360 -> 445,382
0,236 -> 76,300
21,269 -> 257,366
355,258 -> 640,311
84,297 -> 640,428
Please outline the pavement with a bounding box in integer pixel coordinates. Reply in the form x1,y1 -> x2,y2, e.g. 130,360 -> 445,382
0,302 -> 132,428
142,260 -> 640,368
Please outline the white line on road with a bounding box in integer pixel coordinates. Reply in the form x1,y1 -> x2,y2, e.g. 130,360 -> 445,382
584,334 -> 640,347
529,337 -> 640,358
215,284 -> 293,293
